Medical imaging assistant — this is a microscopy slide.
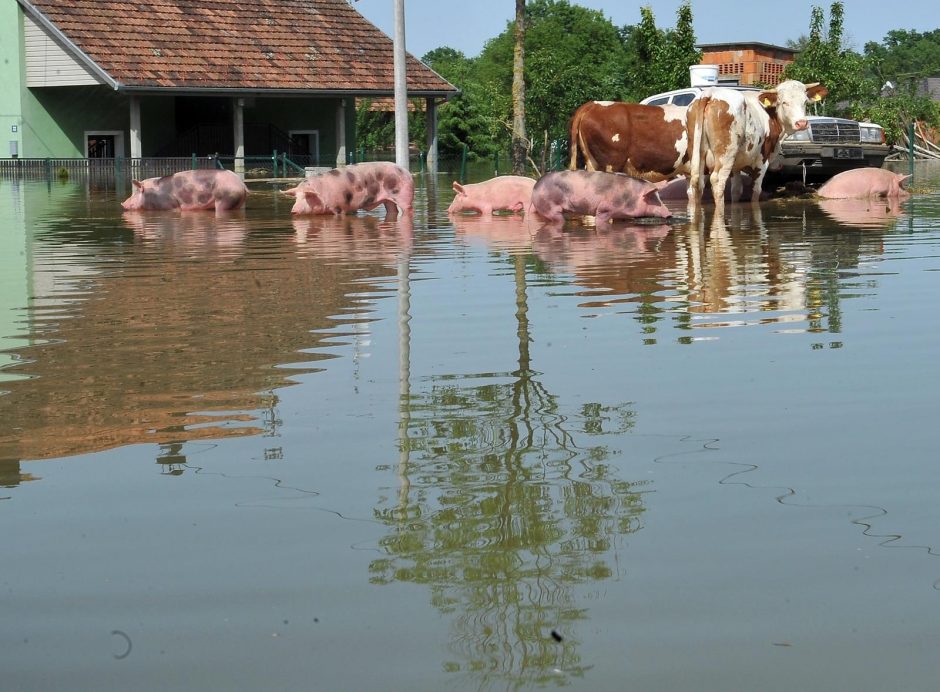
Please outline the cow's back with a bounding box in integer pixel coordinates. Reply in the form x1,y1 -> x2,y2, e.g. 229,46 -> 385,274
570,101 -> 689,181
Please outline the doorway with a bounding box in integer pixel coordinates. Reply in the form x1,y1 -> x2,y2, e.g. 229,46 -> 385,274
85,131 -> 125,158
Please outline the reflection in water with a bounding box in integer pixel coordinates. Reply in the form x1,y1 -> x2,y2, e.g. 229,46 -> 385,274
814,195 -> 905,229
0,204 -> 410,469
373,238 -> 645,685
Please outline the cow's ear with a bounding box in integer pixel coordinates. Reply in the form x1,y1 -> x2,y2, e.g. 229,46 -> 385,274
452,181 -> 465,195
806,83 -> 828,102
759,91 -> 778,107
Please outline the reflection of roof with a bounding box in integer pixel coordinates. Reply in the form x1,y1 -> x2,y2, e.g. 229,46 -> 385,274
19,0 -> 457,95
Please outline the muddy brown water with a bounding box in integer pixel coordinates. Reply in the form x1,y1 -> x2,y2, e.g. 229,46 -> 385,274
2,162 -> 940,690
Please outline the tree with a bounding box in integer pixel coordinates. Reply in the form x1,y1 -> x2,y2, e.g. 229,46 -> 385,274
783,2 -> 875,116
473,0 -> 630,165
622,3 -> 701,101
511,0 -> 527,174
422,49 -> 501,160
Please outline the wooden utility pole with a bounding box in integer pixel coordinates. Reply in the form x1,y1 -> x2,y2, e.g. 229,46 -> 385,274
393,0 -> 409,169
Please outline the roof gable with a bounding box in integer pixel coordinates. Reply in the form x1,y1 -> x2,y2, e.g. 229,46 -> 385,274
19,0 -> 456,95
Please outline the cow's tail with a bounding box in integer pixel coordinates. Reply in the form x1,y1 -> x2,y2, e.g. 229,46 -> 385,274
568,109 -> 583,170
687,96 -> 709,205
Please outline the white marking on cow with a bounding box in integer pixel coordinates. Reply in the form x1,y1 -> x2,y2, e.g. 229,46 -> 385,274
594,101 -> 615,107
611,133 -> 620,142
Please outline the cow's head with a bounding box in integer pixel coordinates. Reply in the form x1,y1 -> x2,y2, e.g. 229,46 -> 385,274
757,80 -> 828,134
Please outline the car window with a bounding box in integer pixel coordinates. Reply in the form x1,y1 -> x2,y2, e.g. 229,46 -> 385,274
646,97 -> 669,106
672,93 -> 696,106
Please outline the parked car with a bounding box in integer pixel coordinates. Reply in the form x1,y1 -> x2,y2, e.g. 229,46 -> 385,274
639,86 -> 890,182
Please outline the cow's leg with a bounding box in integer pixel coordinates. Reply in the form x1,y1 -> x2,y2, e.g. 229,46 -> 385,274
728,173 -> 744,203
750,162 -> 769,204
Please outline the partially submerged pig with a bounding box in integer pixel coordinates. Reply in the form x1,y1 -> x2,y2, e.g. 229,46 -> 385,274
121,169 -> 247,211
447,175 -> 536,215
285,161 -> 414,217
817,168 -> 911,199
530,170 -> 672,226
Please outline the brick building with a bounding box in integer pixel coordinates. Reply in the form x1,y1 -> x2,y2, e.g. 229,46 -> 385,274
698,42 -> 798,86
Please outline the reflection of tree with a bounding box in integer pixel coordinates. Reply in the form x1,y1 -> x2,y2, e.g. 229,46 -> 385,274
372,254 -> 645,687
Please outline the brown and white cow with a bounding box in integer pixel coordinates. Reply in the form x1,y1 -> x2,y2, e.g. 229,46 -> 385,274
686,80 -> 828,210
568,101 -> 690,182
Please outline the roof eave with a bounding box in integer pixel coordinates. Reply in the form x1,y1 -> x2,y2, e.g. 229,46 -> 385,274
16,0 -> 122,90
116,85 -> 458,99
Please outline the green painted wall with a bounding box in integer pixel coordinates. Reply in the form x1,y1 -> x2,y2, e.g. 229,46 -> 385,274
24,87 -> 130,158
0,0 -> 24,158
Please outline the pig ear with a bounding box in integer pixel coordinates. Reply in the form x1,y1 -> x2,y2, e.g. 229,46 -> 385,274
132,180 -> 143,190
282,186 -> 298,196
304,189 -> 323,206
452,182 -> 465,195
644,188 -> 664,204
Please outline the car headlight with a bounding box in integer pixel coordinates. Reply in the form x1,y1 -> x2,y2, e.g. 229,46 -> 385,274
785,129 -> 811,142
860,125 -> 885,143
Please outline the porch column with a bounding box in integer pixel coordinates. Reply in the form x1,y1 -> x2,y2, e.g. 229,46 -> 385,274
129,95 -> 142,161
425,97 -> 438,174
233,97 -> 245,174
335,98 -> 347,167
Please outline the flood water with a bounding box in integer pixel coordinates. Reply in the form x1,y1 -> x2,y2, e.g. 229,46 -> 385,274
2,163 -> 940,691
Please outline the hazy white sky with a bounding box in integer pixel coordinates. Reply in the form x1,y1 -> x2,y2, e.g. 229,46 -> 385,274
352,0 -> 939,60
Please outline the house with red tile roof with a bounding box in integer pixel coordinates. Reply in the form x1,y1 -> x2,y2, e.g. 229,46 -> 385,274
0,0 -> 457,169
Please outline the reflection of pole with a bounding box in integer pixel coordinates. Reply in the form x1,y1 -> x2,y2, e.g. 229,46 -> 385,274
397,253 -> 412,513
393,0 -> 409,169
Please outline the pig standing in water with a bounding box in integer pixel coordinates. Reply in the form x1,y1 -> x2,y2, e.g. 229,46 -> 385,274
817,168 -> 911,199
530,170 -> 671,226
285,161 -> 414,218
121,169 -> 247,211
447,175 -> 536,215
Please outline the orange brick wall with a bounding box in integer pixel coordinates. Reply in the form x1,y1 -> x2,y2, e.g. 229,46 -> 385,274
700,48 -> 794,86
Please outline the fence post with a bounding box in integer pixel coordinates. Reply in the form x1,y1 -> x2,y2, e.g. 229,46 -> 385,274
909,121 -> 915,182
191,153 -> 197,170
273,150 -> 279,178
44,158 -> 51,179
460,143 -> 467,183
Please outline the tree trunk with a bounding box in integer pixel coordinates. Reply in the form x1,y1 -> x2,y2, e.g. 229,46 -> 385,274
510,0 -> 526,176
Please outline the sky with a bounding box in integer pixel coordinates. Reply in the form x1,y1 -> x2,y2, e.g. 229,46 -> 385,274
352,0 -> 939,60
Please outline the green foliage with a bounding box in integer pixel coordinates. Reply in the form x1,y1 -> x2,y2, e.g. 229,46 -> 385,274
623,3 -> 701,100
472,0 -> 631,159
355,0 -> 940,159
852,94 -> 940,145
783,2 -> 877,116
864,29 -> 940,85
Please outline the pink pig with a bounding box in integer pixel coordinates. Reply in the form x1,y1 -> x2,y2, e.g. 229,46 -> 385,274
121,169 -> 247,211
817,168 -> 911,199
284,161 -> 414,218
530,170 -> 672,226
447,175 -> 536,215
